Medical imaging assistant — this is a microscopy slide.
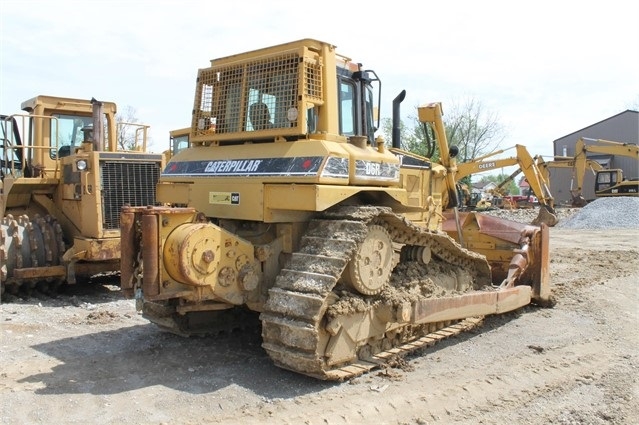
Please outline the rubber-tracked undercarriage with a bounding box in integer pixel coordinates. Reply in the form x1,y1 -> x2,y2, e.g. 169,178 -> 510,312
123,203 -> 549,381
261,206 -> 545,380
122,38 -> 552,380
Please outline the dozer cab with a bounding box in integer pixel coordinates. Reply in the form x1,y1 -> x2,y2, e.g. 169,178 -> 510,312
1,95 -> 165,296
121,39 -> 551,381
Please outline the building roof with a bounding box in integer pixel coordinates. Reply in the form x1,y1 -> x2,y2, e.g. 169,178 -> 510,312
472,181 -> 497,190
552,109 -> 639,143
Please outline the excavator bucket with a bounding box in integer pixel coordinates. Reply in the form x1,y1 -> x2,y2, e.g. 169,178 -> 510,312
442,212 -> 551,305
571,194 -> 588,207
532,205 -> 559,227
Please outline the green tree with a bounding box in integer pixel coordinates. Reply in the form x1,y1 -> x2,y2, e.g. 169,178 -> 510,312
477,174 -> 520,196
381,96 -> 505,163
443,97 -> 504,163
380,114 -> 425,156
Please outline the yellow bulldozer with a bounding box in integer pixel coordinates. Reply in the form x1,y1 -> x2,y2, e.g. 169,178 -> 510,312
1,95 -> 165,297
121,39 -> 552,381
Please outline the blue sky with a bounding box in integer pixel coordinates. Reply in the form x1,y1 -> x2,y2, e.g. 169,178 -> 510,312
1,0 -> 637,160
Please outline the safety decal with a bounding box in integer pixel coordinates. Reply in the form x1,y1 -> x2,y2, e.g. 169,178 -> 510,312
209,192 -> 240,205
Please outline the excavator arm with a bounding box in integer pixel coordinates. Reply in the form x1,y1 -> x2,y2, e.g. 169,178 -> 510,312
452,143 -> 557,226
456,146 -> 523,181
575,137 -> 639,159
536,154 -> 605,207
510,145 -> 555,211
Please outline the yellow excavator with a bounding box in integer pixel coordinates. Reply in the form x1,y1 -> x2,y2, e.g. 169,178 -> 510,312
571,137 -> 639,205
454,145 -> 558,226
535,155 -> 604,207
121,39 -> 552,381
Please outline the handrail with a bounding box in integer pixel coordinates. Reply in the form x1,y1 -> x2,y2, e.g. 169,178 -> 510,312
2,114 -> 61,179
117,122 -> 150,152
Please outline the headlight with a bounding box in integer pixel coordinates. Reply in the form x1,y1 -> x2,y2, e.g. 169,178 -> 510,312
76,159 -> 88,171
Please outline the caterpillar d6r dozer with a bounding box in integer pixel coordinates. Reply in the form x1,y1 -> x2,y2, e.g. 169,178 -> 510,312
1,96 -> 165,297
121,39 -> 551,381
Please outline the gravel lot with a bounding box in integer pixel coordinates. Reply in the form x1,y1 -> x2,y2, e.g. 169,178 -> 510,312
1,198 -> 638,425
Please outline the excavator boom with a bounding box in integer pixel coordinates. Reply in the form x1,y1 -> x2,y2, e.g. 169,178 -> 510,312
536,155 -> 604,207
453,144 -> 557,226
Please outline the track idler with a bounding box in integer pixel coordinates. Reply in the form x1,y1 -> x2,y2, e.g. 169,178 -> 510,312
1,214 -> 66,297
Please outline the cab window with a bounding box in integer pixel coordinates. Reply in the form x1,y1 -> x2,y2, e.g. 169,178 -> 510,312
50,114 -> 93,158
339,80 -> 355,136
172,134 -> 190,156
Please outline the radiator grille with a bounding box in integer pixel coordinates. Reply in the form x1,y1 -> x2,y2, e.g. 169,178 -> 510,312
101,161 -> 160,230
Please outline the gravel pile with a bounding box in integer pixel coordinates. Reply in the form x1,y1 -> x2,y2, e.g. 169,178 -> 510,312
479,206 -> 578,225
478,197 -> 639,230
557,197 -> 639,230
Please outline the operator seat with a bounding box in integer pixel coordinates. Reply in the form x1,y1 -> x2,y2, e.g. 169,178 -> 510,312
249,102 -> 273,130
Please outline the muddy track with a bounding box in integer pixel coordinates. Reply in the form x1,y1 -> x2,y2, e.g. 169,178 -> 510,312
260,205 -> 493,380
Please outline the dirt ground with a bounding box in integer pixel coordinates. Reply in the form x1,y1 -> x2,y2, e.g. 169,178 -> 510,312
1,223 -> 638,424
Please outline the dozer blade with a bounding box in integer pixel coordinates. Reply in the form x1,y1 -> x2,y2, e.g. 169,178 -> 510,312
442,211 -> 551,305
